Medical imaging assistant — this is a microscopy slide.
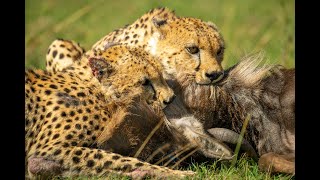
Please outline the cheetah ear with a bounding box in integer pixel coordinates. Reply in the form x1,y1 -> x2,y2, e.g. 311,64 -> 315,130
206,21 -> 220,32
152,17 -> 168,28
151,7 -> 176,28
88,57 -> 114,82
103,42 -> 121,51
151,9 -> 177,36
152,17 -> 171,37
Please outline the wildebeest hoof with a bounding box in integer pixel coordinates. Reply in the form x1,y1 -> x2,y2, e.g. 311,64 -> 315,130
258,152 -> 295,174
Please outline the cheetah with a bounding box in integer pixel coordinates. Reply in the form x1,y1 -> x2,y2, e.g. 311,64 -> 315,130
25,45 -> 199,179
45,7 -> 229,130
44,6 -> 230,132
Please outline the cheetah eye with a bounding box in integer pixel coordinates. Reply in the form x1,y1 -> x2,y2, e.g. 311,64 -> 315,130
142,78 -> 151,86
98,70 -> 104,76
217,47 -> 224,56
186,46 -> 200,55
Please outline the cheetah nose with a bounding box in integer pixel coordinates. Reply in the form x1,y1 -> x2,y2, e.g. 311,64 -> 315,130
163,94 -> 176,105
205,71 -> 224,83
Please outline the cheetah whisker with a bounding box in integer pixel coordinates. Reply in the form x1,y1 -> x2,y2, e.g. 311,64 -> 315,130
209,85 -> 215,99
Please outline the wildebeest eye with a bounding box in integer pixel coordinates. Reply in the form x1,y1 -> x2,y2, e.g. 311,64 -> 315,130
142,78 -> 151,86
186,46 -> 200,54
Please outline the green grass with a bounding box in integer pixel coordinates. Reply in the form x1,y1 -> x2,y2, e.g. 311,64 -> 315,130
25,0 -> 294,70
186,156 -> 294,180
25,0 -> 294,179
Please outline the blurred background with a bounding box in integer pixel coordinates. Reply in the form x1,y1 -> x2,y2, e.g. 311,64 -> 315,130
25,0 -> 294,69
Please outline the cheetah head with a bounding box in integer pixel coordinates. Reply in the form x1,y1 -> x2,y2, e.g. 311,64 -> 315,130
92,8 -> 226,85
87,45 -> 175,110
148,12 -> 225,85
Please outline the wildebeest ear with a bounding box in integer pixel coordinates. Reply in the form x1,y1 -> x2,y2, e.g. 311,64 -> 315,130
88,57 -> 114,82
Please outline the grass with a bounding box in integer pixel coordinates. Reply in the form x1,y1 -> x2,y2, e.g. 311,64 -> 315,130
25,0 -> 294,179
186,156 -> 294,180
48,156 -> 294,180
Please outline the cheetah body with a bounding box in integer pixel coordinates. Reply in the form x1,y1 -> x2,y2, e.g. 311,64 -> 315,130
25,45 -> 196,178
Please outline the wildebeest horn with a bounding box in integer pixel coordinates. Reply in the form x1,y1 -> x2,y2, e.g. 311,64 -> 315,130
207,128 -> 258,160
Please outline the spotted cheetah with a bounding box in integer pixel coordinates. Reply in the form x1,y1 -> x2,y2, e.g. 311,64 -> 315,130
45,7 -> 229,130
45,7 -> 228,131
25,45 -> 198,179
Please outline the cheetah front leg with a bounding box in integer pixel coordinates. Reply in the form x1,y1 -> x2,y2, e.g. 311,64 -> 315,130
27,146 -> 194,179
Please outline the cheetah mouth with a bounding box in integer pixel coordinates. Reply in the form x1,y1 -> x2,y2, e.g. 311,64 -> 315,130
195,73 -> 225,86
210,73 -> 225,84
209,64 -> 236,85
